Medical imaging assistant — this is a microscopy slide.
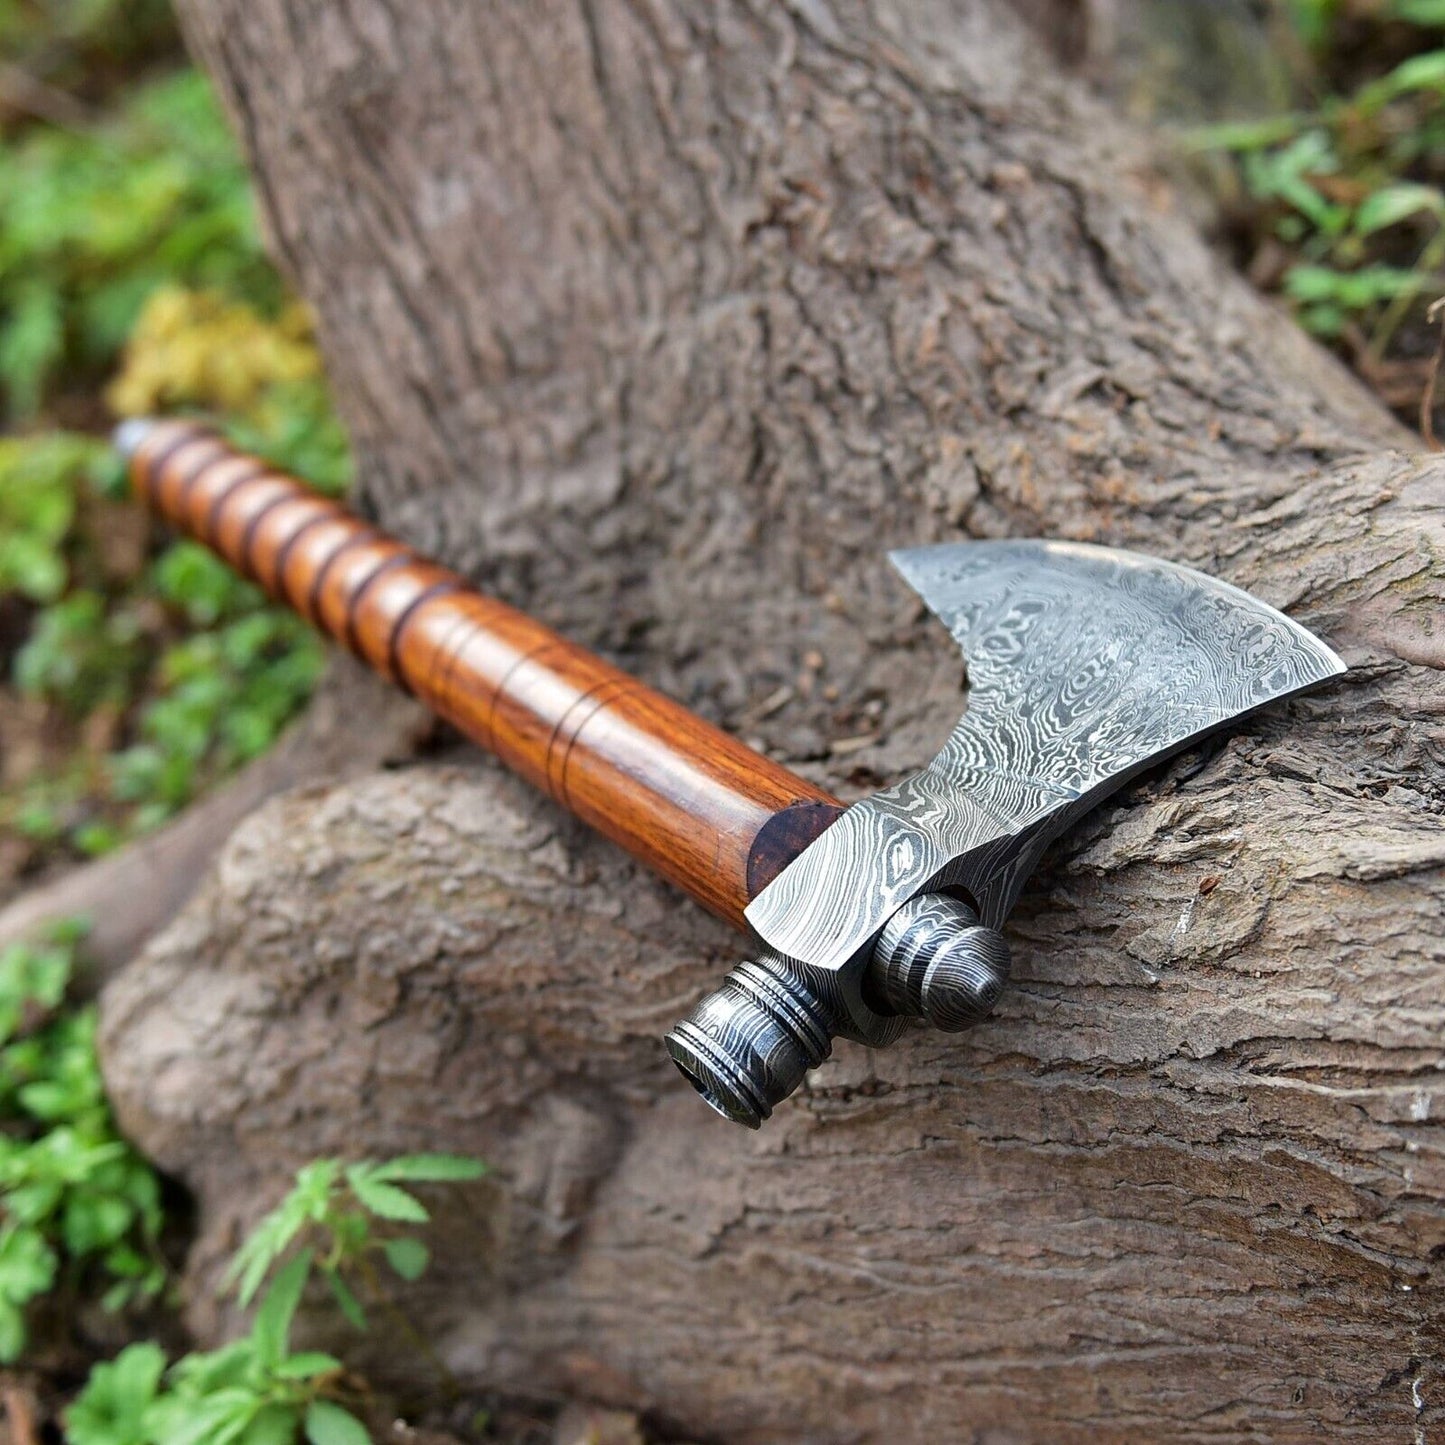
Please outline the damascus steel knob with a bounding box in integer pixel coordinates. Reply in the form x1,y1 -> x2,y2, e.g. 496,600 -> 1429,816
865,894 -> 1010,1032
664,895 -> 1009,1126
665,955 -> 835,1128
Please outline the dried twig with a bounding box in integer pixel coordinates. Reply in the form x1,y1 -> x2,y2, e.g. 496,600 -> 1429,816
2,1381 -> 40,1445
0,62 -> 95,131
1422,296 -> 1445,452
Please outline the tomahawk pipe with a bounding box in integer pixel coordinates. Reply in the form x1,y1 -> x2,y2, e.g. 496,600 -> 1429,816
116,418 -> 1345,1130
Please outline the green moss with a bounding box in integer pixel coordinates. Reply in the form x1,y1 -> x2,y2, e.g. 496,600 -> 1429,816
0,926 -> 166,1363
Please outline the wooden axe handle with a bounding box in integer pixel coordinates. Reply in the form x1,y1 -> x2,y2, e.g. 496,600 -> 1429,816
125,421 -> 842,927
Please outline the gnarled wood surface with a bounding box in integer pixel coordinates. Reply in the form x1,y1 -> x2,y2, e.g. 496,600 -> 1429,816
98,1 -> 1444,1440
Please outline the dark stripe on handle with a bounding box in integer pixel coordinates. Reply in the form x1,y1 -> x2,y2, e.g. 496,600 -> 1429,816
140,426 -> 222,512
386,580 -> 463,695
302,527 -> 378,625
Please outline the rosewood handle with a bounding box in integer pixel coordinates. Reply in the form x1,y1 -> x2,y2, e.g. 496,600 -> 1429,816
123,420 -> 842,927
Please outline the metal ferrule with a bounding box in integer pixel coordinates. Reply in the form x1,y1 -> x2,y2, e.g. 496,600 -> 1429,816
867,893 -> 1011,1032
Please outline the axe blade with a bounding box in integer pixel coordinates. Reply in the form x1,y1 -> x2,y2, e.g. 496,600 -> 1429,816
882,537 -> 1346,919
747,539 -> 1344,979
889,538 -> 1346,801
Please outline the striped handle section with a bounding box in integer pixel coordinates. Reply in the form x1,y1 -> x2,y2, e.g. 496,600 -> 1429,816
124,420 -> 841,925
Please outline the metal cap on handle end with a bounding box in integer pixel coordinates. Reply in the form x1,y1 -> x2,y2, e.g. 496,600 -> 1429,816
664,956 -> 834,1128
112,418 -> 158,459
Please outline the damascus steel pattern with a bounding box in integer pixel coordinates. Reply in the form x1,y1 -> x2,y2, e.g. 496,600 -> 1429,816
743,539 -> 1347,1049
868,893 -> 1012,1032
666,954 -> 835,1128
665,891 -> 1009,1126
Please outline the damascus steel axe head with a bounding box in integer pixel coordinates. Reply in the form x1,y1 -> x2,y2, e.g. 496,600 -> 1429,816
887,537 -> 1349,857
701,539 -> 1348,1122
748,539 -> 1345,971
671,539 -> 1345,1129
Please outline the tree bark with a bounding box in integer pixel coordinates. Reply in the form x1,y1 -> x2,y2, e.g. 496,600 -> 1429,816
98,2 -> 1445,1440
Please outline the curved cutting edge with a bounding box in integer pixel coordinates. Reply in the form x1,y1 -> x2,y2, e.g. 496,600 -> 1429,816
889,538 -> 1346,803
746,539 -> 1345,987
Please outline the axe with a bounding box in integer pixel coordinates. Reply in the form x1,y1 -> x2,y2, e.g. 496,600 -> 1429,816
115,419 -> 1345,1128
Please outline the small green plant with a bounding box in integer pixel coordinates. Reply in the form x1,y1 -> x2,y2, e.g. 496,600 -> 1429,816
0,922 -> 484,1435
1185,0 -> 1445,354
225,1154 -> 487,1327
0,434 -> 99,603
0,69 -> 280,421
65,1152 -> 487,1445
66,1252 -> 364,1445
103,544 -> 326,825
0,925 -> 165,1361
14,590 -> 147,718
0,445 -> 336,856
5,515 -> 330,852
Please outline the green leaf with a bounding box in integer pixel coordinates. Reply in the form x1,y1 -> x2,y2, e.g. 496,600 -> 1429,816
152,541 -> 255,626
1363,49 -> 1445,108
101,1277 -> 138,1313
322,1269 -> 367,1331
14,589 -> 144,715
1176,114 -> 1305,154
112,1340 -> 169,1401
0,535 -> 66,603
1284,262 -> 1420,306
63,1190 -> 138,1252
0,1301 -> 23,1365
241,1403 -> 303,1445
0,280 -> 64,420
1241,130 -> 1348,234
304,1399 -> 371,1445
150,1387 -> 260,1445
272,1351 -> 343,1380
66,1342 -> 168,1445
166,1339 -> 254,1395
1354,183 -> 1445,236
370,1154 -> 486,1183
252,1248 -> 314,1366
0,1225 -> 58,1305
381,1236 -> 429,1282
1288,0 -> 1336,48
344,1170 -> 428,1224
88,447 -> 132,500
226,1161 -> 339,1306
0,935 -> 73,1041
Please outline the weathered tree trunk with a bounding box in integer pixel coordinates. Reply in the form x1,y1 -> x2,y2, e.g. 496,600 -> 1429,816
98,2 -> 1444,1440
